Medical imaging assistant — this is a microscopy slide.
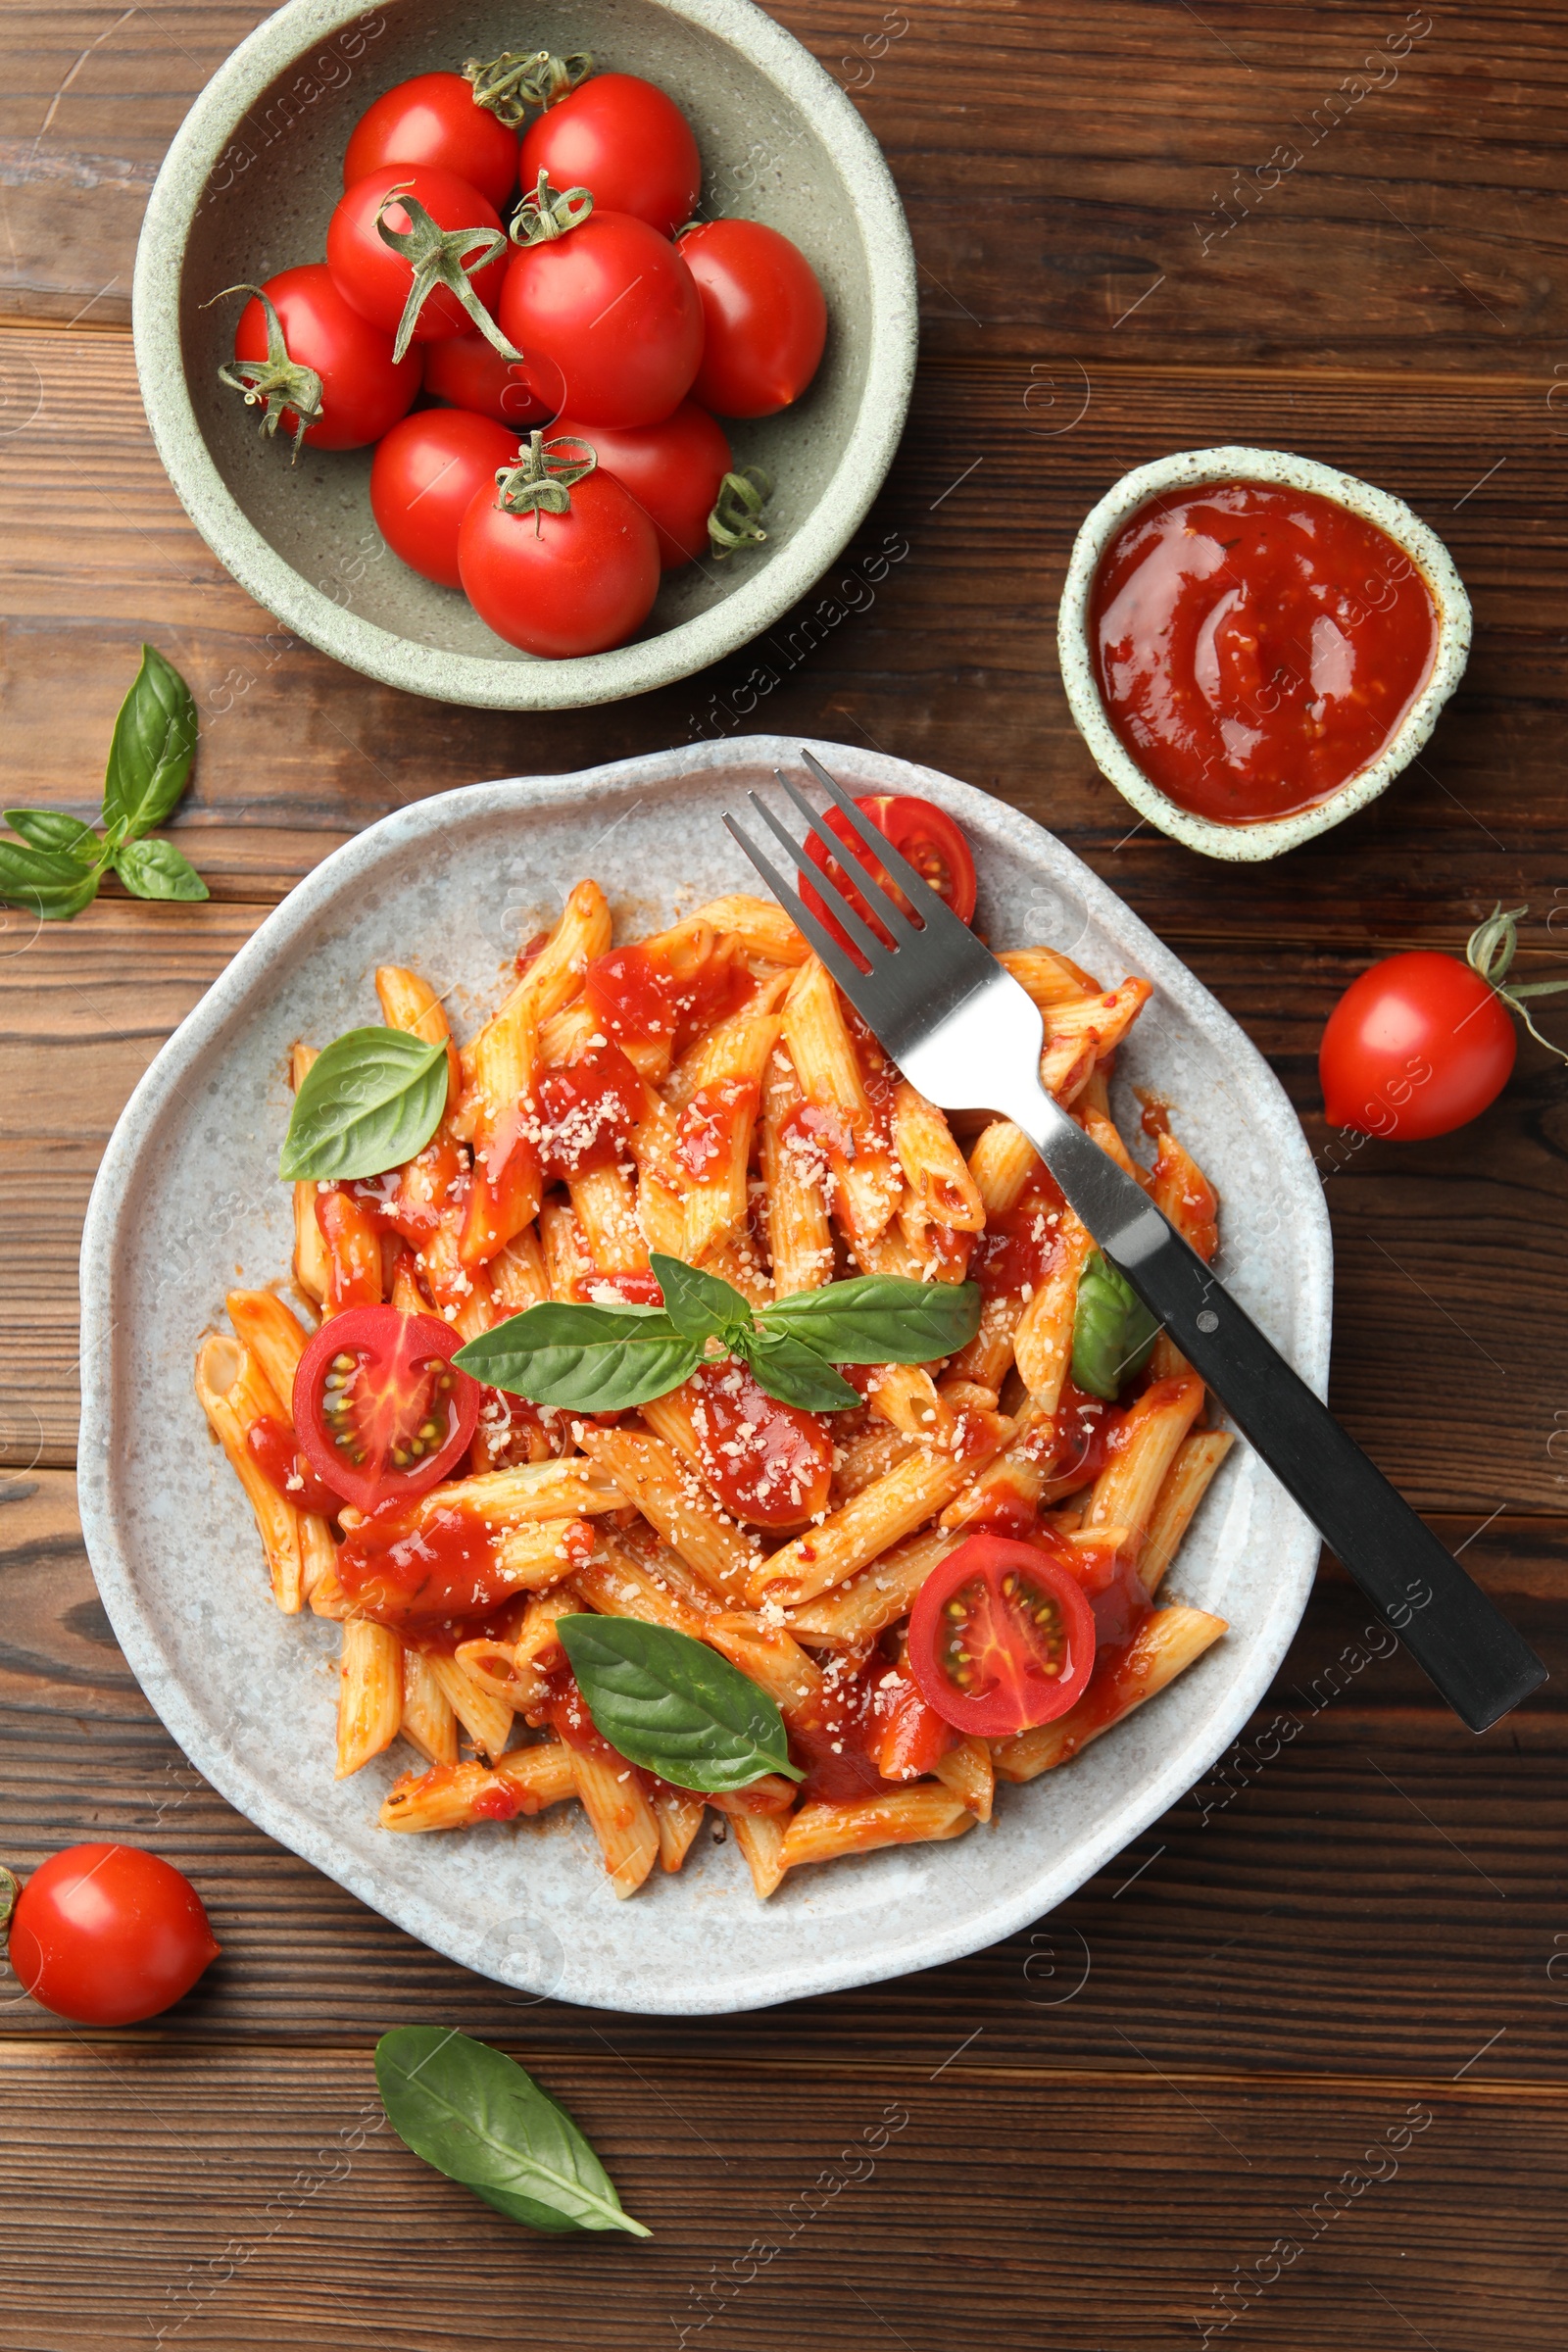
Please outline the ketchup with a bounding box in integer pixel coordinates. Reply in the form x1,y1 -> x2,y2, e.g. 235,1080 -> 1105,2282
1090,481 -> 1440,824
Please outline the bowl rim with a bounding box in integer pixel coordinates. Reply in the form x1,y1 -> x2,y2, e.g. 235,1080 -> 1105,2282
1054,443 -> 1474,863
131,0 -> 917,710
76,737 -> 1334,2013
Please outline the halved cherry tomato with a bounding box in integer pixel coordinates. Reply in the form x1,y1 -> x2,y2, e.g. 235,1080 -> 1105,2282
371,408 -> 521,590
343,72 -> 520,213
422,326 -> 553,427
1319,950 -> 1516,1140
802,794 -> 978,952
327,165 -> 510,344
907,1532 -> 1096,1736
293,1305 -> 480,1512
518,72 -> 701,238
9,1844 -> 220,2026
685,1358 -> 833,1527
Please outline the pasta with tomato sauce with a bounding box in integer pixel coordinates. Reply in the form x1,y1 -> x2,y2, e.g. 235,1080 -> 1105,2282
196,868 -> 1230,1898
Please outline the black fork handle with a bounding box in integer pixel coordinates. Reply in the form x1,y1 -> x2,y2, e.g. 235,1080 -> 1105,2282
1010,1090 -> 1546,1735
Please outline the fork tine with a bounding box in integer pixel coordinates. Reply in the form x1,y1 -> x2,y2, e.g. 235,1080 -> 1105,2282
770,769 -> 918,949
745,791 -> 891,968
721,810 -> 873,999
800,748 -> 967,929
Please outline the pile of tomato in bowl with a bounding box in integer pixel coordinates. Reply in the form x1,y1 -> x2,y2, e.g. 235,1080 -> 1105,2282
216,55 -> 828,659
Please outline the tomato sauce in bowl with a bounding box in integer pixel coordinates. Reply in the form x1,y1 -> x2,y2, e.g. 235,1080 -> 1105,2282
1089,480 -> 1440,825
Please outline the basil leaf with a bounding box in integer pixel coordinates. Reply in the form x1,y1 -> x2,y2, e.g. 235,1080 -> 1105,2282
113,836 -> 210,903
278,1026 -> 448,1181
375,2028 -> 651,2237
761,1274 -> 981,1364
738,1326 -> 861,1412
101,645 -> 198,841
558,1615 -> 803,1792
1071,1250 -> 1158,1400
0,840 -> 99,922
454,1301 -> 702,1410
649,1250 -> 752,1343
4,808 -> 99,857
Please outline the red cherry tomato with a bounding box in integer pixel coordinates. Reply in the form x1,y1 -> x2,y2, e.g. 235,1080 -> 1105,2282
553,401 -> 730,568
9,1844 -> 220,2026
498,212 -> 703,427
1319,951 -> 1517,1140
422,326 -> 553,427
519,72 -> 701,237
327,165 -> 510,344
802,794 -> 978,952
231,264 -> 421,450
371,409 -> 520,590
907,1533 -> 1097,1737
680,219 -> 827,418
343,71 -> 520,213
459,466 -> 661,657
293,1304 -> 481,1512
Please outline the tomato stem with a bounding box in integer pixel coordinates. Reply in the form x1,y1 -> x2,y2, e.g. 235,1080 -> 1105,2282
494,429 -> 600,533
465,47 -> 594,127
509,169 -> 595,247
708,466 -> 772,561
207,284 -> 324,461
371,185 -> 521,367
0,1863 -> 17,1936
1465,903 -> 1568,1064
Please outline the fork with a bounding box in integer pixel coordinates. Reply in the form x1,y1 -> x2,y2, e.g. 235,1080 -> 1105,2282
725,751 -> 1546,1735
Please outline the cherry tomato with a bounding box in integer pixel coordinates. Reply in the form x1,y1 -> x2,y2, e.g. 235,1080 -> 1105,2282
680,219 -> 827,418
553,401 -> 730,568
803,794 -> 978,951
519,72 -> 701,238
343,71 -> 520,213
231,265 -> 421,450
459,466 -> 661,657
685,1358 -> 833,1527
498,212 -> 703,427
371,409 -> 521,590
293,1305 -> 481,1512
1319,951 -> 1516,1140
422,326 -> 553,427
907,1532 -> 1097,1737
9,1844 -> 220,2026
327,165 -> 510,344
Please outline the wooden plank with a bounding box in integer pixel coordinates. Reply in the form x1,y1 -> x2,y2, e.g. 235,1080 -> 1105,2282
6,1470 -> 1566,2084
4,0 -> 1568,379
3,328 -> 1566,934
8,918 -> 1566,1502
0,2043 -> 1561,2351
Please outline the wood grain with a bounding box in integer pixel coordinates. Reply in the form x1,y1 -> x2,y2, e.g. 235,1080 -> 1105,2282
1,2045 -> 1563,2352
5,0 -> 1568,2343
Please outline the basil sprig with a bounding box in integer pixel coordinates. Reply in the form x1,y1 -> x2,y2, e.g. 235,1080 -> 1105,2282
279,1027 -> 448,1181
454,1250 -> 981,1415
1070,1250 -> 1158,1400
558,1616 -> 803,1792
375,2028 -> 651,2237
0,646 -> 207,921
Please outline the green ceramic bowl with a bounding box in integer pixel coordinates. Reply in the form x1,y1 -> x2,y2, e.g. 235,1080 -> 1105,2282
133,0 -> 916,710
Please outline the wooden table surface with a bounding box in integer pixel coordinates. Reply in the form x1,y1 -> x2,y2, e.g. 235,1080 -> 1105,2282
4,2 -> 1568,2344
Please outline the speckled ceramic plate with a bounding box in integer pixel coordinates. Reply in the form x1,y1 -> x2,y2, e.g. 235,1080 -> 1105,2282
78,740 -> 1331,2014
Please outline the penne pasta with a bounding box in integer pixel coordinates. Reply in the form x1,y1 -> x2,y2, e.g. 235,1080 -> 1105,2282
779,1788 -> 976,1877
992,1604 -> 1228,1781
336,1619 -> 403,1777
567,1744 -> 662,1896
1139,1428 -> 1235,1594
379,1740 -> 576,1830
401,1647 -> 459,1768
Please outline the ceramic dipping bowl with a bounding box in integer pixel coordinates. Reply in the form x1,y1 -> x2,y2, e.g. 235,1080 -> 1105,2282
1055,444 -> 1472,861
132,0 -> 916,710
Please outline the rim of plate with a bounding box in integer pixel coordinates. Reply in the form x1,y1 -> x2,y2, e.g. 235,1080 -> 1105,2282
77,740 -> 1332,2011
131,0 -> 917,710
1055,444 -> 1473,862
